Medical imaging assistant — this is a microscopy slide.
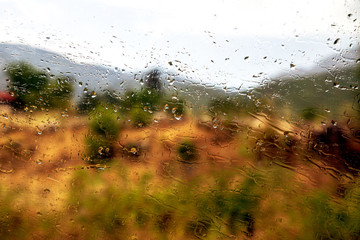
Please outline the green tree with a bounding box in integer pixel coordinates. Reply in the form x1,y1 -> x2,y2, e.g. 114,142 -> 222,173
144,68 -> 163,91
77,91 -> 101,114
7,62 -> 48,108
43,75 -> 74,109
6,61 -> 74,110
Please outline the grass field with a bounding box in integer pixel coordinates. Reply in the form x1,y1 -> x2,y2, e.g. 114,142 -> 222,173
0,105 -> 359,239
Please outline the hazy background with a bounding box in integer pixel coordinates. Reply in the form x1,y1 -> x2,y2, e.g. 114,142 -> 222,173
0,0 -> 359,88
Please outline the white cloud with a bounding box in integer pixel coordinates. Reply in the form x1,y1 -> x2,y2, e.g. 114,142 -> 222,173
90,0 -> 359,37
0,0 -> 358,87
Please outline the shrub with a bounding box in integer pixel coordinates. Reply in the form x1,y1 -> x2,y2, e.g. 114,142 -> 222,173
301,107 -> 318,120
89,105 -> 121,140
6,61 -> 74,110
177,140 -> 197,162
84,134 -> 113,164
129,105 -> 152,127
77,91 -> 101,114
163,98 -> 185,119
43,75 -> 74,109
137,88 -> 162,112
84,105 -> 122,164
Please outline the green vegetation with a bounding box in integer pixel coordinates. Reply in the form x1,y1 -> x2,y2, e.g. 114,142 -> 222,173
0,164 -> 359,239
6,62 -> 74,110
252,64 -> 360,120
84,134 -> 114,164
163,98 -> 186,119
77,91 -> 102,114
120,89 -> 162,127
84,105 -> 122,164
177,140 -> 198,162
89,105 -> 121,139
1,60 -> 360,239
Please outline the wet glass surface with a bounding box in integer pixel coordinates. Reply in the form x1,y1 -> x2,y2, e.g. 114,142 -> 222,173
0,0 -> 359,239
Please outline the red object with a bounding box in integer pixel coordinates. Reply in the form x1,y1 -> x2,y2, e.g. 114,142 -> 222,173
0,92 -> 16,103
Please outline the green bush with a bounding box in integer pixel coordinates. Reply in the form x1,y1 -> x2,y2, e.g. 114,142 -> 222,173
84,105 -> 122,164
89,105 -> 121,140
6,61 -> 74,110
129,105 -> 153,127
43,75 -> 74,109
84,134 -> 114,164
301,107 -> 318,121
77,91 -> 101,114
137,88 -> 162,111
300,183 -> 360,240
163,98 -> 185,119
7,62 -> 48,94
119,89 -> 162,114
77,90 -> 121,114
177,140 -> 198,162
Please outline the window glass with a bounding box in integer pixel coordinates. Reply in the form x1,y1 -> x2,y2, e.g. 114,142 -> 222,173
0,0 -> 359,239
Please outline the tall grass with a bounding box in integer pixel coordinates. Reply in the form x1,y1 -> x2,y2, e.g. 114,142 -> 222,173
0,162 -> 360,239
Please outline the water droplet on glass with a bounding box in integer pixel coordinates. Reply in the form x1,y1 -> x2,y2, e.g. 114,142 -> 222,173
130,147 -> 137,155
174,114 -> 182,120
36,127 -> 42,135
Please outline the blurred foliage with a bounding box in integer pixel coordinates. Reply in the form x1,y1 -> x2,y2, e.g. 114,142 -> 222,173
208,95 -> 257,122
144,68 -> 163,91
84,105 -> 122,164
89,105 -> 121,140
65,165 -> 264,239
0,163 -> 359,239
163,98 -> 186,119
6,61 -> 74,110
120,89 -> 163,113
301,107 -> 320,121
252,64 -> 360,120
1,51 -> 360,240
177,140 -> 198,162
129,105 -> 153,127
43,75 -> 74,109
84,134 -> 113,164
77,91 -> 101,114
77,90 -> 121,115
6,62 -> 48,94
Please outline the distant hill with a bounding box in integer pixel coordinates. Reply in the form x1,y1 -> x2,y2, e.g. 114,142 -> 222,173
0,43 -> 230,108
252,63 -> 360,120
1,43 -> 358,115
0,43 -> 136,97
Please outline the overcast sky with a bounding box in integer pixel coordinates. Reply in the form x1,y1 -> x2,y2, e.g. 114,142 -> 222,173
0,0 -> 359,88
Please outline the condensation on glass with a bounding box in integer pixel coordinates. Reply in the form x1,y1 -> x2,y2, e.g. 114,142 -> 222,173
0,0 -> 359,239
